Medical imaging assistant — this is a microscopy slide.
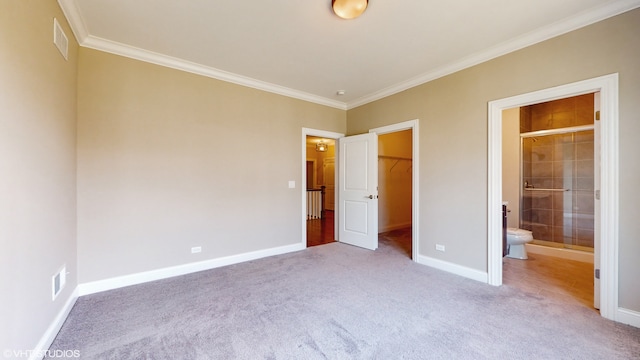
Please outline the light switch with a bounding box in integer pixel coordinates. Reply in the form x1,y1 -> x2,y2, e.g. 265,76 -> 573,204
288,181 -> 295,189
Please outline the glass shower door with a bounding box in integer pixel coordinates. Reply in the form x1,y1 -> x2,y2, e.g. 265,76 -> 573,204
520,129 -> 594,251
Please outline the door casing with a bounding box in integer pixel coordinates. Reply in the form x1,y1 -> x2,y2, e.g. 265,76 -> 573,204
302,119 -> 419,261
369,120 -> 420,261
487,74 -> 619,321
302,128 -> 344,245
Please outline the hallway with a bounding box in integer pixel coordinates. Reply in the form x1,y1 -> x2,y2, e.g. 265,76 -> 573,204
307,210 -> 335,247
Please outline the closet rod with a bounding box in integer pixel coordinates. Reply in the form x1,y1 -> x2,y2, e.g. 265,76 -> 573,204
378,155 -> 412,161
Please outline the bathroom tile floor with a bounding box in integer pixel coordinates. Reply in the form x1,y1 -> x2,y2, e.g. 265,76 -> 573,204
503,253 -> 595,310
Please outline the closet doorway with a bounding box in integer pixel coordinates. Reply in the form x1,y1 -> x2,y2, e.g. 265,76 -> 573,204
370,119 -> 419,261
378,130 -> 413,258
301,120 -> 419,259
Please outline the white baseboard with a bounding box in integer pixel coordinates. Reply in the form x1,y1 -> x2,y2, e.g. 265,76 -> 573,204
78,242 -> 305,296
617,307 -> 640,329
34,243 -> 639,360
416,255 -> 488,283
31,288 -> 78,360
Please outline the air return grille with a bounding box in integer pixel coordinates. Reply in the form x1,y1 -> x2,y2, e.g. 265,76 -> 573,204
53,18 -> 68,60
52,265 -> 66,300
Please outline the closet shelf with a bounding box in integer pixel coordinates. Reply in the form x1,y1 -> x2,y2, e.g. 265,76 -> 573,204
378,155 -> 412,172
378,155 -> 411,161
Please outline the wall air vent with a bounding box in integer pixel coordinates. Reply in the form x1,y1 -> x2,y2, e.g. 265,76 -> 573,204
52,265 -> 67,300
53,18 -> 68,60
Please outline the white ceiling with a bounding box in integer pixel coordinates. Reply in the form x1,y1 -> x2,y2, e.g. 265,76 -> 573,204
59,0 -> 639,109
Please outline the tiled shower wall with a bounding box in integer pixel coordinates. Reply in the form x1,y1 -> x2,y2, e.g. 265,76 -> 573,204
520,93 -> 595,248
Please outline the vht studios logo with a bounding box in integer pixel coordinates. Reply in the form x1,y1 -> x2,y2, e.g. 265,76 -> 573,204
3,349 -> 80,359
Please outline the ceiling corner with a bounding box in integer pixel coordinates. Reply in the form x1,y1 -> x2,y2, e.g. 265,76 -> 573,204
57,0 -> 89,44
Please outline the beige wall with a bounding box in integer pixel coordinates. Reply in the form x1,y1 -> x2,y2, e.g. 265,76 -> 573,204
502,108 -> 520,228
0,0 -> 78,352
347,9 -> 640,311
378,130 -> 412,232
520,95 -> 596,247
77,48 -> 345,283
5,3 -> 640,351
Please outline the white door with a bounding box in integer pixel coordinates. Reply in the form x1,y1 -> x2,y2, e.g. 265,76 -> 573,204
323,158 -> 336,211
594,92 -> 601,309
338,133 -> 378,250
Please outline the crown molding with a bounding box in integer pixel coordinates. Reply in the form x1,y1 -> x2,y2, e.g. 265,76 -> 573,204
57,0 -> 88,43
81,35 -> 347,110
57,1 -> 347,111
346,0 -> 640,109
59,0 -> 639,112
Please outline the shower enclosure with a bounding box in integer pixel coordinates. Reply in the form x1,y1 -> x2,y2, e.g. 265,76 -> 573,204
519,94 -> 595,252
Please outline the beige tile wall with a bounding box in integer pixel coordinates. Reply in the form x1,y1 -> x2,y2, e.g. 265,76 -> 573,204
520,94 -> 595,248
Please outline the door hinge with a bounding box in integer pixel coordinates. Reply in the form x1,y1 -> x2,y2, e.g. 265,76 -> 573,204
595,269 -> 600,279
595,110 -> 600,121
595,189 -> 600,200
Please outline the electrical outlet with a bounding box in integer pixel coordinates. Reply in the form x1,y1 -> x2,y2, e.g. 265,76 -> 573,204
435,244 -> 445,252
191,246 -> 202,254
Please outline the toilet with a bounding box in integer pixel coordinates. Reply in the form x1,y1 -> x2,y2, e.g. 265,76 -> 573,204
506,228 -> 533,259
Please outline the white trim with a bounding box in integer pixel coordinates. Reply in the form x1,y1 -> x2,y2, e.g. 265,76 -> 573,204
78,243 -> 304,296
84,35 -> 347,110
347,1 -> 639,109
369,119 -> 419,261
56,0 -> 88,43
417,255 -> 488,283
617,308 -> 640,329
301,128 -> 344,247
487,74 -> 619,322
58,0 -> 640,111
31,288 -> 78,360
57,0 -> 345,110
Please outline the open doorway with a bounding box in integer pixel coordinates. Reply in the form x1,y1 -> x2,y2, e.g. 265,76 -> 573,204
378,130 -> 413,258
370,119 -> 419,261
501,93 -> 597,310
305,136 -> 336,247
301,121 -> 419,259
488,73 -> 619,321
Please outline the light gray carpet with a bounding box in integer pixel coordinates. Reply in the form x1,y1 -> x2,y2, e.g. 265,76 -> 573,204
49,237 -> 640,359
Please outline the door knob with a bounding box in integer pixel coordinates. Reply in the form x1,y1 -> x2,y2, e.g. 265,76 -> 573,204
368,195 -> 378,199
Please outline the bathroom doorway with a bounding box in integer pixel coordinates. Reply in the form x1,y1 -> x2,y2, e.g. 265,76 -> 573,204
487,73 -> 619,321
502,93 -> 597,309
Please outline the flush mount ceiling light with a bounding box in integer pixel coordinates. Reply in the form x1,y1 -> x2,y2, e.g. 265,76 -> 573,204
332,0 -> 368,19
316,141 -> 328,152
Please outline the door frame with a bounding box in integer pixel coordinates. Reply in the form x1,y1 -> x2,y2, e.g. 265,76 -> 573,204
302,128 -> 344,247
487,74 -> 618,321
369,119 -> 420,261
